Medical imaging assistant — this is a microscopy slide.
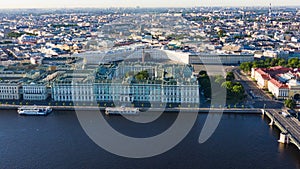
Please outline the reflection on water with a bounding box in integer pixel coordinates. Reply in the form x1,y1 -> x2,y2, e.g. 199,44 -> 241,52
278,142 -> 286,153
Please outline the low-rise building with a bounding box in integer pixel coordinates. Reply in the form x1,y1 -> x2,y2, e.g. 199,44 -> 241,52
252,66 -> 300,100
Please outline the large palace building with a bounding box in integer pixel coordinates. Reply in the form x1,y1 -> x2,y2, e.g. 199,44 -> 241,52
51,62 -> 200,105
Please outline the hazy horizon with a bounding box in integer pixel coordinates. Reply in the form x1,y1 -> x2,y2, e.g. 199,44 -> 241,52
0,0 -> 299,9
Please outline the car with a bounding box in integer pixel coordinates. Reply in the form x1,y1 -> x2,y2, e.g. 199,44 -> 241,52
282,111 -> 290,118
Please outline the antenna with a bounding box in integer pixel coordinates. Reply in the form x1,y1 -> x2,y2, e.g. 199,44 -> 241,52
269,3 -> 272,18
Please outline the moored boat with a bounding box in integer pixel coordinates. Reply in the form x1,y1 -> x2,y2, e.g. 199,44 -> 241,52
105,106 -> 139,115
18,105 -> 52,116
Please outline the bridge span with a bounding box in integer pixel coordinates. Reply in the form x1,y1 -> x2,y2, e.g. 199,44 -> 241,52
262,109 -> 300,150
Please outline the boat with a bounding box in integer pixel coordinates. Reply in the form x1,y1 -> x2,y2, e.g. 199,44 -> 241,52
105,106 -> 139,115
18,105 -> 52,116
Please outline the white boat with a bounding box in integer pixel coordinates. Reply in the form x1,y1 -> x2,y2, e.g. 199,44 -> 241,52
18,105 -> 52,116
105,106 -> 139,115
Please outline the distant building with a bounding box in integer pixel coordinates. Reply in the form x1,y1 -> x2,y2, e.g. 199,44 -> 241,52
189,53 -> 254,65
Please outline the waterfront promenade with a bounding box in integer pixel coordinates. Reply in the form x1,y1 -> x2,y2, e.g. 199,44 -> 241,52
0,103 -> 261,113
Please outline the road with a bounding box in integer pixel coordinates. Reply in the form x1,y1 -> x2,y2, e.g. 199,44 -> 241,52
229,67 -> 283,109
268,109 -> 300,145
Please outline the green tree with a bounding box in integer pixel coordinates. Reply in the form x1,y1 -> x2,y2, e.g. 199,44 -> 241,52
221,81 -> 233,89
288,58 -> 299,68
217,29 -> 226,38
278,58 -> 286,66
199,70 -> 208,77
232,84 -> 243,93
135,70 -> 149,81
284,99 -> 296,109
200,77 -> 211,98
240,62 -> 252,72
226,72 -> 235,81
232,84 -> 245,99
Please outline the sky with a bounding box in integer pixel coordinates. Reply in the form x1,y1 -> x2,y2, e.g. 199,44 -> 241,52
0,0 -> 299,9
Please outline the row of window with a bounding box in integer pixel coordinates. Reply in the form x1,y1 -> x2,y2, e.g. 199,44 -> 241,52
0,86 -> 18,90
54,95 -> 94,101
53,94 -> 199,103
0,94 -> 19,100
24,95 -> 47,100
0,90 -> 17,94
24,89 -> 46,94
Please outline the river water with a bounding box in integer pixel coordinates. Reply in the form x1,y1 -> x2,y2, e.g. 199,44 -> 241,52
0,110 -> 299,169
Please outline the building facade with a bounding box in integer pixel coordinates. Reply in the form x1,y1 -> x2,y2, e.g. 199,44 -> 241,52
51,62 -> 200,105
0,81 -> 21,100
22,83 -> 48,100
189,53 -> 254,65
252,66 -> 300,100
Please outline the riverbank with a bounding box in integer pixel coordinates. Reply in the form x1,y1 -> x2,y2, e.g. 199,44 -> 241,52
0,104 -> 261,114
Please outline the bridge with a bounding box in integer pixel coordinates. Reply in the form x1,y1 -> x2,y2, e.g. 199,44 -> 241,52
262,109 -> 300,150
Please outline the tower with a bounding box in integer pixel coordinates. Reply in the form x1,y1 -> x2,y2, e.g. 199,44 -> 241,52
142,48 -> 145,63
269,3 -> 272,18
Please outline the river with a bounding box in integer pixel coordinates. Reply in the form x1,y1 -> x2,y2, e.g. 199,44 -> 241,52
0,110 -> 299,169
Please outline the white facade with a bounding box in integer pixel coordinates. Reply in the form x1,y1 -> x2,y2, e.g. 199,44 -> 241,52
51,62 -> 199,105
251,68 -> 269,89
94,82 -> 199,103
52,82 -> 94,102
189,53 -> 254,65
267,80 -> 289,99
52,81 -> 199,104
0,82 -> 20,100
23,84 -> 48,100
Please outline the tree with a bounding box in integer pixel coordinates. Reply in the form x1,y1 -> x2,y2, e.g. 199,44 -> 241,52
240,62 -> 252,73
288,58 -> 299,68
221,81 -> 233,89
278,58 -> 286,66
217,29 -> 226,38
135,70 -> 149,81
198,71 -> 211,98
200,77 -> 211,98
232,84 -> 245,99
226,72 -> 235,81
284,99 -> 296,109
198,70 -> 208,77
232,84 -> 243,93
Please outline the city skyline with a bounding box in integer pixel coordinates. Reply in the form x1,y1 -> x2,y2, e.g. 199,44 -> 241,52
0,0 -> 299,9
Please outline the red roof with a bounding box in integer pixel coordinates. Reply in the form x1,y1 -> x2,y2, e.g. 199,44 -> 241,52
256,68 -> 270,80
269,78 -> 289,89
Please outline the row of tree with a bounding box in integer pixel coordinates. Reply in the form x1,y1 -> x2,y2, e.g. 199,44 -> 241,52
240,58 -> 300,73
198,71 -> 246,103
240,58 -> 300,110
